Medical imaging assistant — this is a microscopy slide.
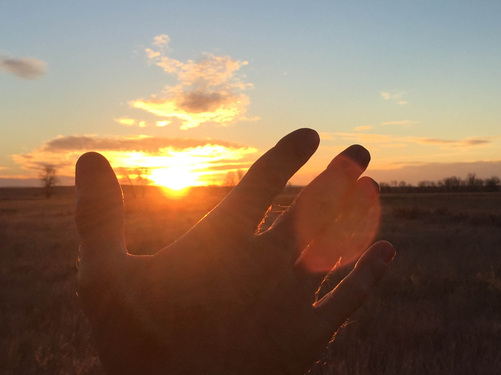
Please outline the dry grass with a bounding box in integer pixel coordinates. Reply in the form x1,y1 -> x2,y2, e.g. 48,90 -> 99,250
1,187 -> 500,374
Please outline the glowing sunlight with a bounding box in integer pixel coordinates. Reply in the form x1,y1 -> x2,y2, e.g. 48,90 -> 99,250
109,143 -> 257,190
149,167 -> 200,190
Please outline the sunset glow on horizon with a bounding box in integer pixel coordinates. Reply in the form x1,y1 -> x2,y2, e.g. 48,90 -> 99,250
2,2 -> 501,187
112,143 -> 257,189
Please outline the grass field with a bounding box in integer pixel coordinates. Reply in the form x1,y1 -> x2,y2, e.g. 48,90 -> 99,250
1,187 -> 500,374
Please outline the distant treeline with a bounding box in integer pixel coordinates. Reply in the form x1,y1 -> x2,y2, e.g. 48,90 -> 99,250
380,173 -> 501,193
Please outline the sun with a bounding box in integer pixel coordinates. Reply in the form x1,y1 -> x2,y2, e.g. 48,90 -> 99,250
111,143 -> 257,194
149,167 -> 200,191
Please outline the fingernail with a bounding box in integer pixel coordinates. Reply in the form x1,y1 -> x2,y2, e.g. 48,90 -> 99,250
341,145 -> 371,169
294,128 -> 320,157
305,129 -> 320,152
379,242 -> 396,264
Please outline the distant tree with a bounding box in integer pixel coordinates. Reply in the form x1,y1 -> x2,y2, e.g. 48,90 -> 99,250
440,176 -> 462,192
418,180 -> 429,188
39,165 -> 57,198
466,173 -> 484,191
224,170 -> 245,188
418,180 -> 436,190
484,176 -> 501,192
383,173 -> 501,194
120,167 -> 151,197
466,173 -> 477,187
379,182 -> 391,193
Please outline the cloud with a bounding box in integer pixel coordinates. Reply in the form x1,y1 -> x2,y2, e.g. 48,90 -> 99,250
380,92 -> 391,100
417,138 -> 490,148
381,120 -> 414,127
381,90 -> 408,105
152,34 -> 171,48
12,135 -> 258,186
327,132 -> 397,145
354,125 -> 373,131
321,132 -> 492,150
130,35 -> 255,130
318,132 -> 335,140
115,118 -> 137,126
0,57 -> 47,79
41,135 -> 249,153
156,120 -> 170,127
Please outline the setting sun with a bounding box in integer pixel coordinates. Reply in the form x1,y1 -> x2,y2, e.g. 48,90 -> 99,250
149,167 -> 200,191
103,139 -> 257,191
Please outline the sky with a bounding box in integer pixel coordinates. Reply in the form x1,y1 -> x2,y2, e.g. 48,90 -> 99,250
1,0 -> 501,188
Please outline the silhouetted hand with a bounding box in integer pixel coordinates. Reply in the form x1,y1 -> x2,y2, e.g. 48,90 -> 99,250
75,128 -> 395,375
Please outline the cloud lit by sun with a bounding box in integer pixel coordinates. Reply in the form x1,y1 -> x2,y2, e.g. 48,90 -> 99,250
12,135 -> 258,189
126,35 -> 256,130
4,35 -> 261,187
112,144 -> 256,189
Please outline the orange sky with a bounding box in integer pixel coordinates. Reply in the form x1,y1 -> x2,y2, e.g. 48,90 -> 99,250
2,3 -> 501,188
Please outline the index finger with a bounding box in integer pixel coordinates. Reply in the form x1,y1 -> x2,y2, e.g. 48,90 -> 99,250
211,128 -> 320,235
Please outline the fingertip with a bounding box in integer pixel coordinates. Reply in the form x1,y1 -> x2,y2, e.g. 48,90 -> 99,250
354,176 -> 380,203
362,240 -> 395,264
360,176 -> 380,193
76,152 -> 112,186
353,241 -> 395,282
76,152 -> 120,192
76,151 -> 108,164
300,128 -> 320,153
375,240 -> 396,265
339,145 -> 371,170
312,240 -> 395,332
276,128 -> 320,158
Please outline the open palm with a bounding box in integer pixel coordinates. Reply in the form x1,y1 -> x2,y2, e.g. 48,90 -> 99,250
75,128 -> 394,375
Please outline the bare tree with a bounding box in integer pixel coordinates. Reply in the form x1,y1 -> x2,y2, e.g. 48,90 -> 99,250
465,173 -> 484,191
439,176 -> 462,192
485,176 -> 501,192
120,167 -> 151,197
224,170 -> 245,189
39,165 -> 57,198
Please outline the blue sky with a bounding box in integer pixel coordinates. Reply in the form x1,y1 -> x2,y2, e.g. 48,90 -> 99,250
1,0 -> 500,187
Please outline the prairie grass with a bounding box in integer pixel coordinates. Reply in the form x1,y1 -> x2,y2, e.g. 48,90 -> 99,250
0,188 -> 500,374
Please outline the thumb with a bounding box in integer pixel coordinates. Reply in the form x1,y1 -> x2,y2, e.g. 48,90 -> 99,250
75,152 -> 126,258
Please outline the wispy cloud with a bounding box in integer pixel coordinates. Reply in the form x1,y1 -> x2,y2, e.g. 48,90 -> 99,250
12,135 -> 258,186
381,120 -> 415,127
156,120 -> 170,127
381,90 -> 408,105
114,118 -> 137,126
354,125 -> 373,131
0,56 -> 47,79
41,135 -> 250,153
129,35 -> 256,130
321,132 -> 492,150
417,138 -> 490,148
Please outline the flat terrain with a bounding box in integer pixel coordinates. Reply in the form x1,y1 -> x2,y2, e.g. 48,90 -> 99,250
1,187 -> 500,374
